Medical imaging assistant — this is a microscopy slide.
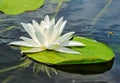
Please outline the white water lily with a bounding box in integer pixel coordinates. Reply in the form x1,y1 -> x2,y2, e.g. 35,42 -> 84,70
9,15 -> 85,54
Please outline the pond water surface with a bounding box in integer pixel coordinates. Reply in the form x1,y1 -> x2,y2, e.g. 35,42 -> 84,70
0,0 -> 120,83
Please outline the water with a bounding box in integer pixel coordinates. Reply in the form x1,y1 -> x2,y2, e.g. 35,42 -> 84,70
0,0 -> 120,83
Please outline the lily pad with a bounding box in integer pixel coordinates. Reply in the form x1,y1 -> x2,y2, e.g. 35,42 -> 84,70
21,36 -> 114,65
51,59 -> 114,74
0,0 -> 44,15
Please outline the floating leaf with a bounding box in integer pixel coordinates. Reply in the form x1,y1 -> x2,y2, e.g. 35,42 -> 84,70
51,59 -> 114,74
0,0 -> 3,5
0,0 -> 44,15
21,36 -> 114,65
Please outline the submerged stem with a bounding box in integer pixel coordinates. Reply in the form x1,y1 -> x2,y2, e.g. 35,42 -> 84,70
0,26 -> 16,33
91,0 -> 112,25
54,0 -> 63,17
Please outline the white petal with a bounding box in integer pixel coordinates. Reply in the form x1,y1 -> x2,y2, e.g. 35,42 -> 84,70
34,23 -> 45,35
20,36 -> 40,47
22,47 -> 44,53
69,41 -> 85,46
54,17 -> 63,35
27,23 -> 34,28
21,23 -> 35,40
40,21 -> 45,28
51,21 -> 67,42
35,31 -> 46,46
57,20 -> 67,37
44,15 -> 50,24
21,23 -> 34,36
55,17 -> 63,28
32,20 -> 40,29
51,18 -> 55,24
46,43 -> 59,49
61,41 -> 85,47
39,21 -> 50,34
46,23 -> 55,41
56,32 -> 75,43
55,47 -> 80,54
9,41 -> 34,47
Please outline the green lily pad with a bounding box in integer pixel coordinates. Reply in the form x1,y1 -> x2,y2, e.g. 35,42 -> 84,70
21,36 -> 114,65
51,59 -> 114,74
0,0 -> 44,15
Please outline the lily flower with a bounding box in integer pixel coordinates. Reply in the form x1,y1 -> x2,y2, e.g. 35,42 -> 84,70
9,15 -> 85,54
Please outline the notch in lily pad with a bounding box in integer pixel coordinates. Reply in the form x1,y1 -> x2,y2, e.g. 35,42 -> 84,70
9,15 -> 114,65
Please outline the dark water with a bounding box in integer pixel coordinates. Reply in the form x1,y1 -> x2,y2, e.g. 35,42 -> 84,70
0,0 -> 120,83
